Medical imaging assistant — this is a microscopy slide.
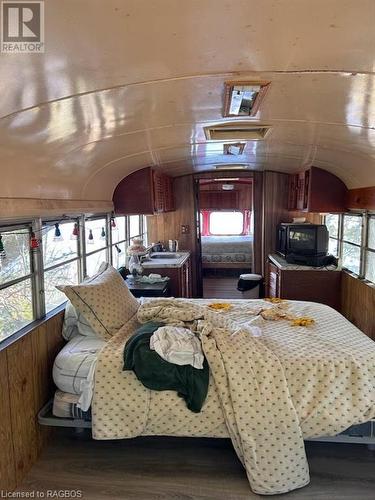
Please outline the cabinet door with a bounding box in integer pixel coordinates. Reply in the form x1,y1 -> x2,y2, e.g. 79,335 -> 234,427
296,172 -> 306,211
164,176 -> 175,211
113,167 -> 154,214
153,171 -> 164,212
152,171 -> 175,213
303,170 -> 310,210
287,175 -> 298,210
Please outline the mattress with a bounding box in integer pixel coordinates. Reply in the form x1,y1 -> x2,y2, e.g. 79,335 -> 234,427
53,334 -> 106,400
201,235 -> 252,263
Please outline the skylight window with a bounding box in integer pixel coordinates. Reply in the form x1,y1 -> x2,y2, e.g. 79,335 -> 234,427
223,81 -> 270,117
223,143 -> 246,155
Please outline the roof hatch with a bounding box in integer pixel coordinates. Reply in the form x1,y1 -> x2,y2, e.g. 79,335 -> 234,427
204,123 -> 271,141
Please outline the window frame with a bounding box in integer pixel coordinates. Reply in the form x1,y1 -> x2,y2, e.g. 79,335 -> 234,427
364,214 -> 375,283
0,211 -> 149,344
208,210 -> 245,236
324,211 -> 374,284
41,217 -> 82,313
324,213 -> 340,258
341,213 -> 365,277
110,215 -> 128,271
0,222 -> 36,341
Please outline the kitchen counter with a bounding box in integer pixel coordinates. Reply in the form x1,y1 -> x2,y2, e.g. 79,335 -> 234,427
269,253 -> 340,272
141,251 -> 191,269
267,254 -> 341,310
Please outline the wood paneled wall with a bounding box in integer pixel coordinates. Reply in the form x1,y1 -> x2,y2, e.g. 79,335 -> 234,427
147,176 -> 199,296
0,312 -> 64,491
148,171 -> 322,287
199,181 -> 252,210
347,186 -> 375,210
262,171 -> 322,274
262,171 -> 289,275
341,272 -> 375,340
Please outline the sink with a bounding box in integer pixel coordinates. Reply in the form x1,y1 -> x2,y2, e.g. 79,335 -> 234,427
150,252 -> 181,259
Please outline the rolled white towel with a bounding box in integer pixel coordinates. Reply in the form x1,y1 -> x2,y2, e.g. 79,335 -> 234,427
150,325 -> 204,369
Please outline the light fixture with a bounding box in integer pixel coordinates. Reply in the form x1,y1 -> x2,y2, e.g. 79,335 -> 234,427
223,80 -> 271,117
30,232 -> 39,249
214,164 -> 249,170
53,223 -> 63,241
213,178 -> 240,181
71,223 -> 79,240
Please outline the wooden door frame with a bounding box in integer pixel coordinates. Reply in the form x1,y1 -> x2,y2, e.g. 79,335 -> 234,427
193,177 -> 203,297
193,171 -> 263,293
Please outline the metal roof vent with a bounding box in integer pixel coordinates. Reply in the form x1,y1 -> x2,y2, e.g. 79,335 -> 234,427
204,123 -> 271,141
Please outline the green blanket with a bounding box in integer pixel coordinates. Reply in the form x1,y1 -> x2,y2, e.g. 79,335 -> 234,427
123,321 -> 209,413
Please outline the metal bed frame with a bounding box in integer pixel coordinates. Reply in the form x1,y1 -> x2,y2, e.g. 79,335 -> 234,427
38,399 -> 375,448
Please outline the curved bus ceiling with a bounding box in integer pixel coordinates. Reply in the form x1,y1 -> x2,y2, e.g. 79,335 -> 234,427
0,0 -> 375,210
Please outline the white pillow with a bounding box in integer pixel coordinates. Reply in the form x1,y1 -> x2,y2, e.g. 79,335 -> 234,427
61,301 -> 99,340
57,264 -> 139,341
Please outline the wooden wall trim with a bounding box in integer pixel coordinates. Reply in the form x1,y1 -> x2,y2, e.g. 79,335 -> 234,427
341,272 -> 375,340
262,171 -> 322,277
252,171 -> 264,275
347,186 -> 375,210
0,311 -> 64,491
0,198 -> 113,219
0,303 -> 66,353
147,176 -> 199,296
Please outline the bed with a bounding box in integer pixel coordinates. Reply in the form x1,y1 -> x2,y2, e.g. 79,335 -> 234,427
201,235 -> 253,268
48,265 -> 375,495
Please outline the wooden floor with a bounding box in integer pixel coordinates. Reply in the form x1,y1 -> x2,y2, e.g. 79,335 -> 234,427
16,430 -> 375,499
203,277 -> 244,299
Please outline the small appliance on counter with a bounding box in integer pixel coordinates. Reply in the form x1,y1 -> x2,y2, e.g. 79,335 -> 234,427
168,239 -> 179,252
277,223 -> 336,267
150,241 -> 164,252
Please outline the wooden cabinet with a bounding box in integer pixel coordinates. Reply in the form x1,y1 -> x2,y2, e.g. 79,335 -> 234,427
113,167 -> 175,215
266,256 -> 341,310
288,167 -> 347,213
152,170 -> 175,212
143,257 -> 192,298
199,190 -> 239,210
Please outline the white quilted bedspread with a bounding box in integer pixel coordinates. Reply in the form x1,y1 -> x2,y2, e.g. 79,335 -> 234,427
92,299 -> 375,495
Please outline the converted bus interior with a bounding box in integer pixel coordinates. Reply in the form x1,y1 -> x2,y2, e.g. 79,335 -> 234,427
0,1 -> 374,498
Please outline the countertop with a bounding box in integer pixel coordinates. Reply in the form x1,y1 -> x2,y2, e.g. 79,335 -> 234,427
269,253 -> 340,272
141,251 -> 190,269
